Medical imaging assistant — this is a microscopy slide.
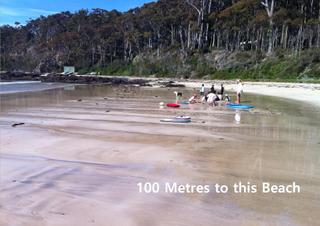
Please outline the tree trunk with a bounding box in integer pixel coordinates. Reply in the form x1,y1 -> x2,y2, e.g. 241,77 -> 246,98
205,0 -> 212,45
267,19 -> 274,54
187,22 -> 191,49
283,25 -> 288,49
296,25 -> 303,55
317,24 -> 320,48
280,24 -> 285,47
179,26 -> 185,51
198,22 -> 204,48
225,31 -> 229,51
171,24 -> 175,46
261,0 -> 275,55
317,2 -> 320,47
90,45 -> 96,66
308,27 -> 313,49
211,31 -> 216,48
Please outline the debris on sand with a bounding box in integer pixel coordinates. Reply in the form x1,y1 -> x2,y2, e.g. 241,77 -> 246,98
12,123 -> 25,127
49,211 -> 66,216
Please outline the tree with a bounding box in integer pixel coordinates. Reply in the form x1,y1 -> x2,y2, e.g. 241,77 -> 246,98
1,0 -> 320,73
261,0 -> 275,55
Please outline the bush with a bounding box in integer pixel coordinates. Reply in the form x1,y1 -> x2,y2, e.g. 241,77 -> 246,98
78,49 -> 320,82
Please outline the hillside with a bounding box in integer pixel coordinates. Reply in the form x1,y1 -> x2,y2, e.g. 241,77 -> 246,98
1,0 -> 320,81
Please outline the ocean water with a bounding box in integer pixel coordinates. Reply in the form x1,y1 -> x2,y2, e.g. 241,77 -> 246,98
0,81 -> 75,94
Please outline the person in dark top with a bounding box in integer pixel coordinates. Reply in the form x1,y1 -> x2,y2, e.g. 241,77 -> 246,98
219,84 -> 224,96
210,84 -> 215,94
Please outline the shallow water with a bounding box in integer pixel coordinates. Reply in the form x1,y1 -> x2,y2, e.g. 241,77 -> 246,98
0,84 -> 320,226
0,81 -> 76,95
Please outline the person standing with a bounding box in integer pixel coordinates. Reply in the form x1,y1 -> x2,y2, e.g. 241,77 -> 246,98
174,91 -> 182,103
210,84 -> 215,94
236,79 -> 243,104
218,84 -> 224,100
219,84 -> 224,96
200,84 -> 205,96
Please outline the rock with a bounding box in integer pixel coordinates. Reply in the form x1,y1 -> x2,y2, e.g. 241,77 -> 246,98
0,71 -> 40,81
159,81 -> 186,88
167,83 -> 185,88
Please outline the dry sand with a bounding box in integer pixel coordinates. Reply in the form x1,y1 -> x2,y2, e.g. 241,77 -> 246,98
177,80 -> 320,107
0,85 -> 320,226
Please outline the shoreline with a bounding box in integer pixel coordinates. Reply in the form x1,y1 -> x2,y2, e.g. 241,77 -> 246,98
177,80 -> 320,107
1,72 -> 320,107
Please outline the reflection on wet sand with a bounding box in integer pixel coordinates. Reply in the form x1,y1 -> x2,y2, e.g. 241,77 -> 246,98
0,85 -> 320,226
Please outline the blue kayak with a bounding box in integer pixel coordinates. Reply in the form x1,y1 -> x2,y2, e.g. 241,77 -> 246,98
227,103 -> 255,109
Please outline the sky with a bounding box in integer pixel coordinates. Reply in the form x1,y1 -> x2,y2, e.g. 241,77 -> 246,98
0,0 -> 154,26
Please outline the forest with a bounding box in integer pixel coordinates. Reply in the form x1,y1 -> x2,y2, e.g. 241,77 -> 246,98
1,0 -> 320,81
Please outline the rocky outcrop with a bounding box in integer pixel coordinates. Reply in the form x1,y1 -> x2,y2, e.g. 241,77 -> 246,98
0,72 -> 150,86
158,81 -> 186,88
0,71 -> 41,81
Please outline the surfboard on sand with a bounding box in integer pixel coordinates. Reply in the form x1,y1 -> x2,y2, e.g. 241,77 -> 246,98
167,103 -> 180,108
160,116 -> 191,123
227,103 -> 255,109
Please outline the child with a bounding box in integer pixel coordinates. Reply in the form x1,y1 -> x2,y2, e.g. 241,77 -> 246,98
224,94 -> 231,102
174,91 -> 182,102
200,84 -> 205,96
189,93 -> 198,104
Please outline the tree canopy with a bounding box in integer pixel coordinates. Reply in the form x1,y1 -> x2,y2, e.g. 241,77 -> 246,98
1,0 -> 320,74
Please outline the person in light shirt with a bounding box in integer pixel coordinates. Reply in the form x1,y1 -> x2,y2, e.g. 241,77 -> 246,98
206,92 -> 220,106
224,94 -> 231,102
236,79 -> 244,104
189,93 -> 198,104
200,84 -> 205,96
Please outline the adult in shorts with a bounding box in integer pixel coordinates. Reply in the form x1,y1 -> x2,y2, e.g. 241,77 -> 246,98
236,79 -> 243,104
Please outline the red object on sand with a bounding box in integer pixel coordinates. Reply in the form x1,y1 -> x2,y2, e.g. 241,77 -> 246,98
166,103 -> 180,108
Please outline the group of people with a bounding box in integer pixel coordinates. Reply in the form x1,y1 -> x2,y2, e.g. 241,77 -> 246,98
189,83 -> 229,105
174,79 -> 244,105
188,79 -> 244,105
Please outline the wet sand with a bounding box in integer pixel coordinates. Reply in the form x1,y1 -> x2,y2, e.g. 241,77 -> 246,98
1,85 -> 320,226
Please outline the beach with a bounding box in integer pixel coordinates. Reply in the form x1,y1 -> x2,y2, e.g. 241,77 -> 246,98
178,80 -> 320,107
0,83 -> 320,226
